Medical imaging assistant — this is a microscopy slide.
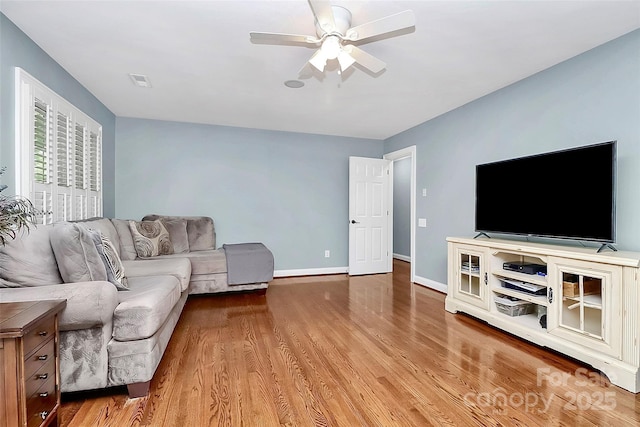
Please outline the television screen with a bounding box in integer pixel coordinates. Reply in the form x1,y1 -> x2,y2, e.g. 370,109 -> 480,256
475,141 -> 616,243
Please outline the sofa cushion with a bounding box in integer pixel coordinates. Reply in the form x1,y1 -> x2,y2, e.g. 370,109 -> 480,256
0,224 -> 63,287
161,218 -> 189,254
0,280 -> 119,331
51,222 -> 108,283
188,272 -> 228,294
143,215 -> 215,251
122,258 -> 191,292
129,219 -> 173,257
110,219 -> 137,261
87,230 -> 129,291
75,218 -> 121,257
112,275 -> 181,341
152,249 -> 226,275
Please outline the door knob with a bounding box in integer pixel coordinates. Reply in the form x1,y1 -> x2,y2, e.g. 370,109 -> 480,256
350,220 -> 360,224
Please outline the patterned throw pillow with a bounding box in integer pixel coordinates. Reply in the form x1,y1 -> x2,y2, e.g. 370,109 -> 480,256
88,229 -> 129,291
129,219 -> 174,258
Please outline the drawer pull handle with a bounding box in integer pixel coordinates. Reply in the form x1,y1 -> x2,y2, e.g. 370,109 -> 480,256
38,331 -> 48,337
39,392 -> 49,398
40,411 -> 49,420
37,373 -> 48,380
37,354 -> 48,361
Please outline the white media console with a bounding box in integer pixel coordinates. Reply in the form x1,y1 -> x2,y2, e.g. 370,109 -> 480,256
444,236 -> 640,393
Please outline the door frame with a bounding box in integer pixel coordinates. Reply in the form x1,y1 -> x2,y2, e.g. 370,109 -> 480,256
384,146 -> 416,283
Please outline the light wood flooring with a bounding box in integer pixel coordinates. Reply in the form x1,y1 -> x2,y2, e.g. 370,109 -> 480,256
60,260 -> 640,426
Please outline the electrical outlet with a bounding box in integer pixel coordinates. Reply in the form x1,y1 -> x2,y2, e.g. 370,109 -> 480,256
324,250 -> 330,258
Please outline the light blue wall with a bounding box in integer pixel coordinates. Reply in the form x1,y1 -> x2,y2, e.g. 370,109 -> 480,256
393,157 -> 411,258
0,14 -> 116,216
385,29 -> 640,285
115,118 -> 383,270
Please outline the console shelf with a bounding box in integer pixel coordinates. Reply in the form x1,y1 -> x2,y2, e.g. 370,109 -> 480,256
494,288 -> 548,306
445,236 -> 640,393
496,312 -> 544,331
493,270 -> 547,287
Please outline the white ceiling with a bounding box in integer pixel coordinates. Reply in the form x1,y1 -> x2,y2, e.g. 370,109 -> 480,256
2,1 -> 639,140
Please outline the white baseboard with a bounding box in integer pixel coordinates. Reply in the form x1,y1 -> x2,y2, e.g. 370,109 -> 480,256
414,275 -> 448,294
274,267 -> 349,278
393,253 -> 411,262
274,268 -> 448,296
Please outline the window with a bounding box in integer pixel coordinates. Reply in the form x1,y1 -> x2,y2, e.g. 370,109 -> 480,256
16,68 -> 102,224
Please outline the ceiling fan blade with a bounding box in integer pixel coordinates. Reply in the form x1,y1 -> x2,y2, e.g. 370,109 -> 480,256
343,45 -> 386,74
250,32 -> 320,45
308,0 -> 336,33
346,10 -> 415,42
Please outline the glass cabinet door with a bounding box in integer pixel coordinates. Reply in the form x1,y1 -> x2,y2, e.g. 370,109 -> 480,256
548,259 -> 621,358
454,247 -> 487,309
559,273 -> 603,337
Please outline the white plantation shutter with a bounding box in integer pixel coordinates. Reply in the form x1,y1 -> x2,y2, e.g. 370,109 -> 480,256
87,130 -> 101,217
32,97 -> 54,224
16,68 -> 102,223
56,112 -> 71,187
74,123 -> 86,191
73,123 -> 87,219
56,111 -> 73,220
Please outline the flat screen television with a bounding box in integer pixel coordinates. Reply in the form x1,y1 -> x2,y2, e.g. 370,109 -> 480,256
475,141 -> 616,244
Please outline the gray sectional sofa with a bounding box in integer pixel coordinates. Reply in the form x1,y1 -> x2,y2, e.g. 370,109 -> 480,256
0,215 -> 272,397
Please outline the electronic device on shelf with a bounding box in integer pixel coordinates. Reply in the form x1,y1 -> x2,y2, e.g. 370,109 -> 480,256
503,261 -> 547,275
501,278 -> 547,295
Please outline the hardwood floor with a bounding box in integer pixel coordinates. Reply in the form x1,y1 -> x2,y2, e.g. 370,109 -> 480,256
60,260 -> 640,426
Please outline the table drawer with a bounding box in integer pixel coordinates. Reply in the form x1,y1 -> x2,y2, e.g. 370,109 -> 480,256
25,356 -> 55,399
24,337 -> 54,380
25,375 -> 56,427
23,317 -> 55,357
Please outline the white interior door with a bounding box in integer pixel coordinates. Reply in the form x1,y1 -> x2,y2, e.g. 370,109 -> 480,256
349,156 -> 391,276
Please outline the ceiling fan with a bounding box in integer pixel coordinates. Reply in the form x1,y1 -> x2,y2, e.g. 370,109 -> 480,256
249,0 -> 415,75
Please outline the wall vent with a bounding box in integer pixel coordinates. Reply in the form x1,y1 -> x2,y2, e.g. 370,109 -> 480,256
128,73 -> 151,88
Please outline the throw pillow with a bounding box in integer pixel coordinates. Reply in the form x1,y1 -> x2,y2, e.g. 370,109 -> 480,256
142,214 -> 215,251
50,222 -> 108,283
0,224 -> 64,287
87,229 -> 129,291
110,219 -> 138,261
129,219 -> 174,258
161,218 -> 189,254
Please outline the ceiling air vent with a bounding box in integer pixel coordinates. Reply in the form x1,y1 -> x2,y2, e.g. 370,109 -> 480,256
129,73 -> 151,88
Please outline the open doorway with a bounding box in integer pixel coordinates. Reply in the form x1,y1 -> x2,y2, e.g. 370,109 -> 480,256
384,146 -> 416,283
392,157 -> 411,263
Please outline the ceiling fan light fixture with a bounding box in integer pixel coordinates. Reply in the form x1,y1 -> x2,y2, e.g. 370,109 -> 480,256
337,50 -> 355,72
309,50 -> 328,72
320,35 -> 341,60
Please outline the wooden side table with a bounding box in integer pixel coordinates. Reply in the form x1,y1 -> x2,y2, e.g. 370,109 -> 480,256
0,300 -> 66,427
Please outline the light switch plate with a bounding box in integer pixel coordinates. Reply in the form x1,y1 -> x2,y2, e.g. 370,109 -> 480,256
418,218 -> 427,227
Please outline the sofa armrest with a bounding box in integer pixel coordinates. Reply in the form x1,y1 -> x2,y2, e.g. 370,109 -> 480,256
0,281 -> 118,331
